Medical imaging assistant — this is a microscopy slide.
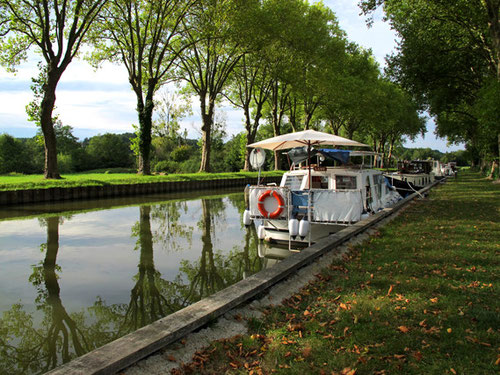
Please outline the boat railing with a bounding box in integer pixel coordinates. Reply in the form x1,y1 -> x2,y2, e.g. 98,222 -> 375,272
248,186 -> 363,224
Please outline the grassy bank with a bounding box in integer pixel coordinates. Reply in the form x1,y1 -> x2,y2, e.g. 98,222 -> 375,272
173,171 -> 499,374
0,170 -> 283,191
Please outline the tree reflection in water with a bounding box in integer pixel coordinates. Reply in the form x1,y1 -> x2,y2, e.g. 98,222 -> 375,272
0,216 -> 94,375
0,193 -> 263,374
123,205 -> 179,331
178,197 -> 263,302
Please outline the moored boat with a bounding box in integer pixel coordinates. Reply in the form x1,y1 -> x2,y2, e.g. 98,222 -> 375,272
384,160 -> 434,198
242,130 -> 402,248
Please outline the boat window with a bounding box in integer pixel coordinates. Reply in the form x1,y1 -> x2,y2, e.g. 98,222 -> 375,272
335,175 -> 357,190
312,176 -> 329,189
284,175 -> 304,190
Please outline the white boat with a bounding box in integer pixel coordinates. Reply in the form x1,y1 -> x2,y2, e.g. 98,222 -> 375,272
242,131 -> 402,247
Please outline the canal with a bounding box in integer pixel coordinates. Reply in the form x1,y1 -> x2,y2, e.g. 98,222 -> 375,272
0,188 -> 289,374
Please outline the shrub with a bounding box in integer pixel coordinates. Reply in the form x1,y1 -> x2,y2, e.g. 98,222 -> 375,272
86,133 -> 134,169
153,160 -> 177,173
171,145 -> 193,163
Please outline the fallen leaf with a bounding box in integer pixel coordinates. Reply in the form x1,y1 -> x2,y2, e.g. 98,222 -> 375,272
387,284 -> 394,296
398,326 -> 410,333
341,367 -> 357,375
430,297 -> 438,303
167,355 -> 176,362
339,303 -> 348,310
413,351 -> 423,361
304,310 -> 311,316
450,368 -> 457,374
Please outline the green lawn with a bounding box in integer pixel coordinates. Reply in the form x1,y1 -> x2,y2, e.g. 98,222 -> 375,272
0,170 -> 283,191
173,171 -> 500,374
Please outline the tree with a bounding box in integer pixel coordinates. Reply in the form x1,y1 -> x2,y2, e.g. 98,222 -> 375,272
175,0 -> 256,172
288,3 -> 347,131
223,53 -> 273,170
90,0 -> 195,175
35,121 -> 80,155
86,133 -> 134,169
360,0 -> 500,176
0,134 -> 30,173
318,44 -> 380,139
0,0 -> 108,179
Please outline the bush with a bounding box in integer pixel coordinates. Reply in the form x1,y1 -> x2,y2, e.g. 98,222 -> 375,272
153,160 -> 178,173
86,133 -> 134,169
0,134 -> 37,174
178,156 -> 200,173
57,153 -> 74,174
171,145 -> 193,163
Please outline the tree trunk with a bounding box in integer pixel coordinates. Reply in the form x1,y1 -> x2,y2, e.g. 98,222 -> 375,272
271,85 -> 281,170
243,108 -> 253,171
137,86 -> 155,175
199,96 -> 215,172
497,133 -> 500,180
40,72 -> 62,179
388,138 -> 396,168
289,98 -> 298,132
487,159 -> 499,179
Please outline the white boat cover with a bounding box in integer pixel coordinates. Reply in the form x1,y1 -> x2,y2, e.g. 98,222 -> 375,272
312,190 -> 363,223
249,187 -> 288,217
249,187 -> 363,223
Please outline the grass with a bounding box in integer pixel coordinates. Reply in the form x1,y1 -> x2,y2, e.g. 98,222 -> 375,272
172,171 -> 499,374
0,170 -> 283,191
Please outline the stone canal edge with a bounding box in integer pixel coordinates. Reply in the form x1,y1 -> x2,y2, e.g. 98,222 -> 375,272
45,179 -> 444,375
0,177 -> 282,206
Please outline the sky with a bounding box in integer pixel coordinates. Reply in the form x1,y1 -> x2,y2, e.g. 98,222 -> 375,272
0,1 -> 464,152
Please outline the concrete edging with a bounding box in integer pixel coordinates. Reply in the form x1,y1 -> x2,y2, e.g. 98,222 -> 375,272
0,177 -> 282,207
45,179 -> 444,375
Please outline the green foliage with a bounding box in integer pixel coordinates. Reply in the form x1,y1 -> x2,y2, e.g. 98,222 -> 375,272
0,134 -> 38,174
170,145 -> 193,163
361,0 -> 499,164
0,0 -> 108,178
86,133 -> 134,170
153,160 -> 177,174
222,133 -> 246,172
396,147 -> 443,162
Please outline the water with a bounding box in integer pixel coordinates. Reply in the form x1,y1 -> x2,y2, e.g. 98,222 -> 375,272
0,189 -> 288,374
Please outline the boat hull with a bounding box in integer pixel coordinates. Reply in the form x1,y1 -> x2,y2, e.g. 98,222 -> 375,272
259,219 -> 348,246
384,173 -> 432,197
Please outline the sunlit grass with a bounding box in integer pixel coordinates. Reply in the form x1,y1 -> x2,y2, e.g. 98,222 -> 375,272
0,170 -> 283,191
173,171 -> 499,374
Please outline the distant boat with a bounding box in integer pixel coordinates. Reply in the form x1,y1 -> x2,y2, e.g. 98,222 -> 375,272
242,130 -> 402,248
384,160 -> 434,197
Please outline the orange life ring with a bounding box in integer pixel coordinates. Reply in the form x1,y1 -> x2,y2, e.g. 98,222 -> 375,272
257,190 -> 285,218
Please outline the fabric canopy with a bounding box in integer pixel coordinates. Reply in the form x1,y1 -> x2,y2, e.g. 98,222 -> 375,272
248,130 -> 369,151
287,146 -> 318,165
318,149 -> 351,164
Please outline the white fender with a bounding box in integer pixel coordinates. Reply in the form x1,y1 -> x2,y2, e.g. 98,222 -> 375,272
243,209 -> 252,226
288,218 -> 299,237
257,225 -> 266,240
298,219 -> 310,238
